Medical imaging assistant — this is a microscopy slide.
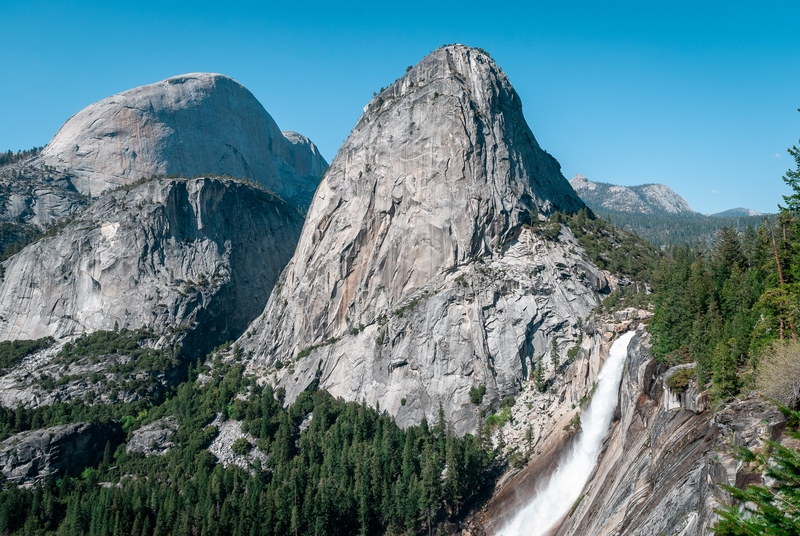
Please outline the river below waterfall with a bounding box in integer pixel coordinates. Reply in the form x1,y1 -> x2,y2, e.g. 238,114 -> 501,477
497,330 -> 636,536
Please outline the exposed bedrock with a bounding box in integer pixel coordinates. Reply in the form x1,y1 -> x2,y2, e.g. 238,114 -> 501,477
241,44 -> 595,435
0,177 -> 303,355
553,332 -> 785,536
37,73 -> 327,208
0,422 -> 123,486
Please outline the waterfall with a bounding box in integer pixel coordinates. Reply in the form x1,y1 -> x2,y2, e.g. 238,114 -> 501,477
497,330 -> 635,536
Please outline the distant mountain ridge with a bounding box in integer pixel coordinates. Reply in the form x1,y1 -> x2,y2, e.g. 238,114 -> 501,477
569,174 -> 771,245
569,174 -> 696,216
710,207 -> 762,218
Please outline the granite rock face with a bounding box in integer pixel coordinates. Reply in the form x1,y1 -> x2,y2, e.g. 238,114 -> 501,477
0,162 -> 86,229
554,332 -> 785,536
478,313 -> 649,535
126,417 -> 178,457
0,177 -> 304,355
38,73 -> 327,208
0,422 -> 122,485
242,45 -> 595,435
570,174 -> 696,216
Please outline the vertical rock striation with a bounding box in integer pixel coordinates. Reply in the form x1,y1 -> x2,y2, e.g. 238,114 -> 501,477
242,45 -> 595,434
0,177 -> 303,354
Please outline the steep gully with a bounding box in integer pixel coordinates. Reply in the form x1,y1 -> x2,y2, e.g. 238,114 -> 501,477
472,324 -> 787,536
497,331 -> 635,536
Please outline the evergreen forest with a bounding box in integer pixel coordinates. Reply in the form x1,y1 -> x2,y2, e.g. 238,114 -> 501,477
0,359 -> 495,536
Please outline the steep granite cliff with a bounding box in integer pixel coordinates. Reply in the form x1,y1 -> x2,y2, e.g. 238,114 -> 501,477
0,422 -> 122,486
552,332 -> 785,536
242,45 -> 597,435
0,162 -> 86,230
0,177 -> 303,352
37,73 -> 327,208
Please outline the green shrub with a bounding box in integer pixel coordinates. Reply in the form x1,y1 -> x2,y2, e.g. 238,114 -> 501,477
666,367 -> 695,395
569,494 -> 585,517
563,412 -> 581,434
486,405 -> 512,428
469,385 -> 486,405
509,450 -> 528,468
394,298 -> 420,317
232,438 -> 250,456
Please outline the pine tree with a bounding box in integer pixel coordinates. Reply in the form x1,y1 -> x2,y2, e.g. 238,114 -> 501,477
779,136 -> 800,215
711,338 -> 740,400
713,404 -> 800,534
535,356 -> 546,393
419,442 -> 441,535
443,431 -> 465,515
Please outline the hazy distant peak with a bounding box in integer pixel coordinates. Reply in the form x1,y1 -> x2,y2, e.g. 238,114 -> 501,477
569,174 -> 695,216
710,207 -> 762,218
570,174 -> 597,191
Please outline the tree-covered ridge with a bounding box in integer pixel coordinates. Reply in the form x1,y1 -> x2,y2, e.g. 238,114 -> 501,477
649,139 -> 800,403
0,357 -> 495,535
0,337 -> 54,374
649,216 -> 800,401
0,223 -> 44,263
593,209 -> 771,246
0,329 -> 184,442
560,207 -> 661,283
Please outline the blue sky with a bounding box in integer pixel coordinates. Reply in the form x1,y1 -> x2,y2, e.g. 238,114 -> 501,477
1,1 -> 798,214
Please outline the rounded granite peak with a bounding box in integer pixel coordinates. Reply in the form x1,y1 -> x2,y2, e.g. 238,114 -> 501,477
38,72 -> 326,207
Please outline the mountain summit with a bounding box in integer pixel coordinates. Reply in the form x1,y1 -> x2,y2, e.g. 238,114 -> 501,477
570,174 -> 695,216
242,45 -> 596,433
38,73 -> 327,207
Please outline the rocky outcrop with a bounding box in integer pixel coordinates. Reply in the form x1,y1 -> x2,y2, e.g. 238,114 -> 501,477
570,174 -> 696,216
0,162 -> 86,229
552,332 -> 785,536
207,416 -> 268,470
37,73 -> 327,208
126,417 -> 178,456
0,422 -> 122,485
241,45 -> 594,435
0,177 -> 304,355
478,313 -> 648,535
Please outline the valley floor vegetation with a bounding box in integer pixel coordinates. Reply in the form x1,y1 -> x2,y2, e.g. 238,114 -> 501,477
0,352 -> 495,536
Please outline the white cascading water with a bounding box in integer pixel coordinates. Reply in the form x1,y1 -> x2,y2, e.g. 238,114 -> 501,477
498,330 -> 635,536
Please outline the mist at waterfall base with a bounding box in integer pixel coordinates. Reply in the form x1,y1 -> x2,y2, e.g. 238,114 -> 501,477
498,331 -> 636,536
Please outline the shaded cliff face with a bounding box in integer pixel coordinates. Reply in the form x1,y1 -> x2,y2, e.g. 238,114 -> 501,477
38,73 -> 327,208
0,177 -> 303,354
0,422 -> 123,486
242,45 -> 593,434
